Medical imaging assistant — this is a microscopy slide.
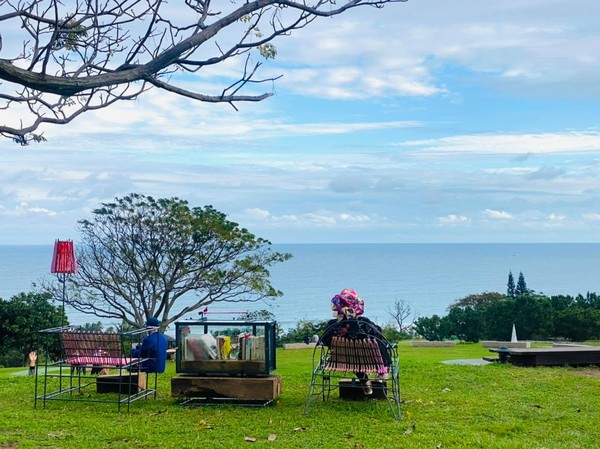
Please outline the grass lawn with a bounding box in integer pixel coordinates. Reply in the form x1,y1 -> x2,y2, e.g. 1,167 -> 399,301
1,342 -> 599,448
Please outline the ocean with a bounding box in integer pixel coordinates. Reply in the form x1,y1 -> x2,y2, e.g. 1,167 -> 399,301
1,244 -> 599,333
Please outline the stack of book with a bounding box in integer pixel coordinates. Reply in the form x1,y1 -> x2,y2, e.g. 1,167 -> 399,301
237,334 -> 265,360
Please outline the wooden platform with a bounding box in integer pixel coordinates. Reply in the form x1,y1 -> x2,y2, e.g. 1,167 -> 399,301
171,375 -> 282,401
489,346 -> 600,367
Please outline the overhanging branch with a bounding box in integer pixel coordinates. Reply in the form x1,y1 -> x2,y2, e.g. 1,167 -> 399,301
0,0 -> 406,143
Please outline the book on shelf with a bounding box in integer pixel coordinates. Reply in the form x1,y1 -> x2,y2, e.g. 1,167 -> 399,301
235,334 -> 265,360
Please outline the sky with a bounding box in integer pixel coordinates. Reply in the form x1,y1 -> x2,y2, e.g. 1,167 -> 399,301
1,0 -> 600,244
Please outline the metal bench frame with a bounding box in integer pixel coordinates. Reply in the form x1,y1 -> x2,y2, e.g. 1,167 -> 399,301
34,326 -> 158,411
303,319 -> 401,420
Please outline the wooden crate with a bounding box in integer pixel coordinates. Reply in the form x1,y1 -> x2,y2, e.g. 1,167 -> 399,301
96,372 -> 147,394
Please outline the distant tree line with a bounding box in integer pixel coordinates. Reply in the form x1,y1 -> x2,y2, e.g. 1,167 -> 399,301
278,318 -> 411,345
414,272 -> 600,342
3,271 -> 598,367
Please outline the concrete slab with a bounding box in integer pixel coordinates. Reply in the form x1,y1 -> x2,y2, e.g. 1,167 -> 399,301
481,341 -> 531,348
442,359 -> 492,366
283,342 -> 317,350
410,341 -> 456,347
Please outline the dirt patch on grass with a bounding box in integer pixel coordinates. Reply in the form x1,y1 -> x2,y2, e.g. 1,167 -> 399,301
573,368 -> 600,379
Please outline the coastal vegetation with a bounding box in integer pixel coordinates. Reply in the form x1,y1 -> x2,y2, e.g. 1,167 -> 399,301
2,283 -> 599,369
413,273 -> 600,343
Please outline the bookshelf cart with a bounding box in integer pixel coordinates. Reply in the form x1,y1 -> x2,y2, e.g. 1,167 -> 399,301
171,319 -> 281,406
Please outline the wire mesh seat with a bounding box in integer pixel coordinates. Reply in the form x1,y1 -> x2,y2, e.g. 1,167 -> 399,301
303,319 -> 401,420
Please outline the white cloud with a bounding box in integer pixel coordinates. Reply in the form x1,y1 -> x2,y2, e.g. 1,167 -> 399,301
402,132 -> 600,156
482,209 -> 514,220
2,1 -> 600,244
339,213 -> 371,223
272,0 -> 600,100
547,213 -> 566,222
243,209 -> 379,228
0,202 -> 57,217
437,214 -> 470,225
244,208 -> 271,220
542,213 -> 567,228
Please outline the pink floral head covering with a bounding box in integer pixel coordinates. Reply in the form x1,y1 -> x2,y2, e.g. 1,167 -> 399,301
330,288 -> 365,319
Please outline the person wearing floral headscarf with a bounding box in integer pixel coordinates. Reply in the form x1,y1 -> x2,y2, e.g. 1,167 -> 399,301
330,288 -> 365,319
321,288 -> 387,395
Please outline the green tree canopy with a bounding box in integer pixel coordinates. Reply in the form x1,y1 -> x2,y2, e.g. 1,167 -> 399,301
554,307 -> 600,341
47,193 -> 291,330
448,292 -> 507,310
507,271 -> 516,298
516,272 -> 529,296
413,315 -> 450,341
0,292 -> 64,366
445,306 -> 484,342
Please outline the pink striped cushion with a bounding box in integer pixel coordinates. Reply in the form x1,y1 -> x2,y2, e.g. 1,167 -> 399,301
67,356 -> 133,366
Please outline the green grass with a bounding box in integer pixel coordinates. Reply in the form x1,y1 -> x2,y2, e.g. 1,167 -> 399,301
1,343 -> 599,448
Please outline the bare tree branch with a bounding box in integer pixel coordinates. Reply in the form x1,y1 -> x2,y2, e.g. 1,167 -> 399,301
0,0 -> 407,143
386,298 -> 417,331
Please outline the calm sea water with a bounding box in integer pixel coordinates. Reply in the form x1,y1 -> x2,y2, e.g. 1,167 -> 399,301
1,244 -> 599,332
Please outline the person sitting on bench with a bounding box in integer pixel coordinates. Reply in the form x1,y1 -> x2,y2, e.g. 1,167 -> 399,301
131,317 -> 168,373
321,288 -> 387,395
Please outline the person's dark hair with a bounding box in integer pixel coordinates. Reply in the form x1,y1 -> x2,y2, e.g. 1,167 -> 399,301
146,317 -> 160,327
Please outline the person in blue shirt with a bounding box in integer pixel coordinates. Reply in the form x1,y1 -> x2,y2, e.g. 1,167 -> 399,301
132,317 -> 168,373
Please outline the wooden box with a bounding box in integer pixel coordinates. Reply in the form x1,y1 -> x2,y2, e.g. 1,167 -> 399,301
96,372 -> 147,394
339,378 -> 387,401
171,375 -> 282,401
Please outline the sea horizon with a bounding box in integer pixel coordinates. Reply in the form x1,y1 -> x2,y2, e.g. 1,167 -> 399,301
2,243 -> 599,334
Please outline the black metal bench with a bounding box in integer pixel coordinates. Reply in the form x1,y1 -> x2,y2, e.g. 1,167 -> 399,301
34,326 -> 158,411
303,319 -> 401,420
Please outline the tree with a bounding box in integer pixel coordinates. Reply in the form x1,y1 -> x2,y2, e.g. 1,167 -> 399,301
80,321 -> 105,332
448,292 -> 506,310
386,298 -> 416,331
554,307 -> 600,342
0,0 -> 406,144
279,319 -> 329,345
516,272 -> 529,296
512,294 -> 553,340
245,309 -> 284,341
413,315 -> 449,341
482,297 -> 518,340
444,306 -> 484,342
47,193 -> 291,331
380,323 -> 411,342
0,292 -> 64,366
507,271 -> 516,298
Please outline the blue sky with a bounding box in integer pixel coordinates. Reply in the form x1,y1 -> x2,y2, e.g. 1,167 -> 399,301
1,0 -> 599,244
